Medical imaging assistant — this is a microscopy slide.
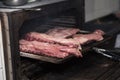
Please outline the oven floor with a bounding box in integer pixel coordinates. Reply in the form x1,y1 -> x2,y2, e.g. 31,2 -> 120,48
21,14 -> 120,80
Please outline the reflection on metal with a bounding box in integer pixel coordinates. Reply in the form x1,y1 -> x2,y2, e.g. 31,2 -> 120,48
0,16 -> 6,80
2,13 -> 13,80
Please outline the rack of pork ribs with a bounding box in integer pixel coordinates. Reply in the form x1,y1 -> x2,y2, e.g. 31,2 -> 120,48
20,27 -> 105,63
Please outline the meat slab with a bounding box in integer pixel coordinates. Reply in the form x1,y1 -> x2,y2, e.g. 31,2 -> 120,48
25,32 -> 80,48
92,29 -> 105,35
20,39 -> 82,58
20,28 -> 104,59
73,29 -> 105,45
46,27 -> 80,38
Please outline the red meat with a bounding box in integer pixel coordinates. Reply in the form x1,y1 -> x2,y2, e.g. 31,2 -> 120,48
25,32 -> 80,48
46,27 -> 80,38
19,39 -> 82,58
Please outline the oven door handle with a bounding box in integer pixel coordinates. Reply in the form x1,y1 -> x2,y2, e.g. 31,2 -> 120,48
93,47 -> 120,61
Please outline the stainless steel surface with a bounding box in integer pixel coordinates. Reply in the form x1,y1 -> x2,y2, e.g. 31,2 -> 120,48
0,0 -> 66,12
20,52 -> 73,63
23,8 -> 42,11
93,47 -> 120,61
0,16 -> 6,80
2,13 -> 14,80
3,0 -> 28,6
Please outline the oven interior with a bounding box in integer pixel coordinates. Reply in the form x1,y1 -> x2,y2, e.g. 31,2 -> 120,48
20,16 -> 120,80
19,15 -> 120,80
1,0 -> 120,80
19,10 -> 77,37
17,1 -> 84,79
19,9 -> 82,64
19,8 -> 120,80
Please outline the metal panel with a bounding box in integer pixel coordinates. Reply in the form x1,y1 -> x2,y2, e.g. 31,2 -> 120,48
1,13 -> 14,80
0,17 -> 6,80
85,0 -> 119,22
85,0 -> 94,22
0,0 -> 66,12
0,69 -> 5,80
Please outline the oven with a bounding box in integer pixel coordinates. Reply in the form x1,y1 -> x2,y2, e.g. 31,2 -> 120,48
0,0 -> 84,80
1,0 -> 120,80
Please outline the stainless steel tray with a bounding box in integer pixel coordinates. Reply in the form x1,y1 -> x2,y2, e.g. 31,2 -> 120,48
20,35 -> 112,64
20,52 -> 73,63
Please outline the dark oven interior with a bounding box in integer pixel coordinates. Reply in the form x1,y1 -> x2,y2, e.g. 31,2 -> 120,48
19,2 -> 83,80
20,9 -> 80,37
1,0 -> 85,80
19,13 -> 83,80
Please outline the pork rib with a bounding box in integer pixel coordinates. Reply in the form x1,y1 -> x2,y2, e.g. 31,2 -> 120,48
19,39 -> 82,58
73,29 -> 104,45
93,29 -> 105,35
25,32 -> 80,48
46,27 -> 80,38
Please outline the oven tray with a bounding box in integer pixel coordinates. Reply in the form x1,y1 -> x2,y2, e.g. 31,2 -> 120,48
20,35 -> 112,64
20,52 -> 73,63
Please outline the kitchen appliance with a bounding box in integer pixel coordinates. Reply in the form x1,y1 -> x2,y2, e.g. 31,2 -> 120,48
0,0 -> 120,80
0,0 -> 84,80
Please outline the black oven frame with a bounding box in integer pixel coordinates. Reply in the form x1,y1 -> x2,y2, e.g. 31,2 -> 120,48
0,0 -> 84,80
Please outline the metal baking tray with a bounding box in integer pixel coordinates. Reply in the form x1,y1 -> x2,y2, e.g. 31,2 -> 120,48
20,52 -> 73,63
20,35 -> 112,64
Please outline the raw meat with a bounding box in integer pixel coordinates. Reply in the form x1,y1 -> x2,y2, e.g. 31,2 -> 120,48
73,29 -> 104,45
93,29 -> 105,35
25,32 -> 80,48
46,27 -> 80,38
19,39 -> 82,58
